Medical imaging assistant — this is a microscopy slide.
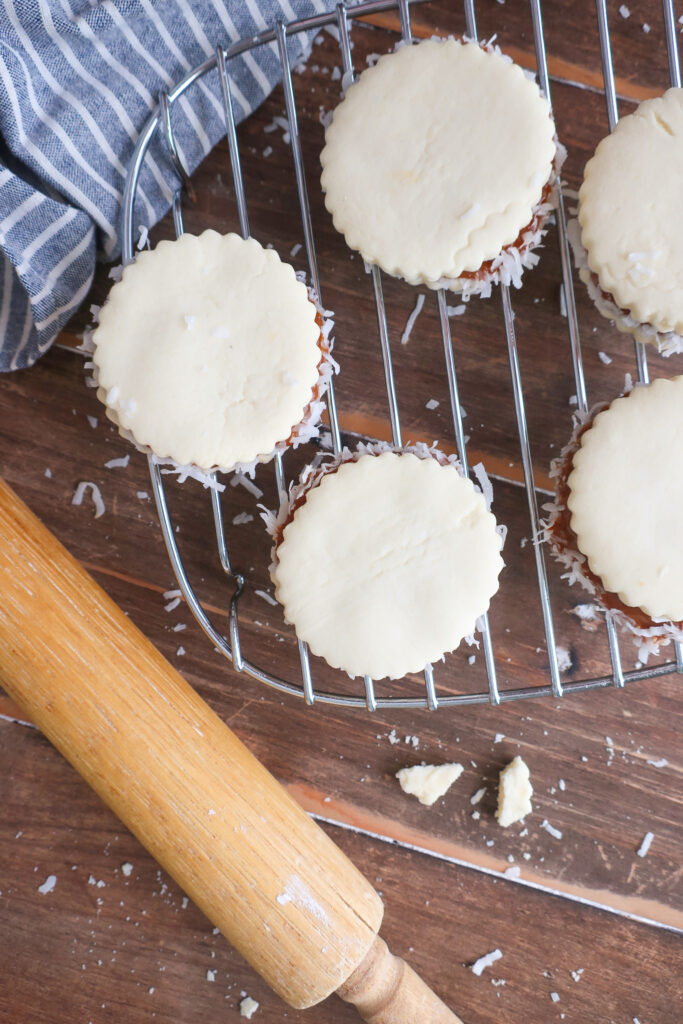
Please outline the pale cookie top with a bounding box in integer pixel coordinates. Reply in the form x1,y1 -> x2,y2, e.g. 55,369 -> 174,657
579,88 -> 683,335
320,39 -> 555,285
567,377 -> 683,621
272,452 -> 504,679
92,231 -> 321,470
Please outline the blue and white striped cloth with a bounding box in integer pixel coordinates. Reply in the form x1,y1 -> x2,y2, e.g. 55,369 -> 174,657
0,1 -> 334,371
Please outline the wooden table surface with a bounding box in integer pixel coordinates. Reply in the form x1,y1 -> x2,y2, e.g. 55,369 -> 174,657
1,2 -> 682,1022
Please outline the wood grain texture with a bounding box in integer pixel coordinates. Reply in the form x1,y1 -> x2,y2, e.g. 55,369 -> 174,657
1,718 -> 681,1024
1,1 -> 682,1021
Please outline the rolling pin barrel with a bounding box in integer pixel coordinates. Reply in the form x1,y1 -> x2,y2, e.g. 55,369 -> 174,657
0,478 -> 461,1022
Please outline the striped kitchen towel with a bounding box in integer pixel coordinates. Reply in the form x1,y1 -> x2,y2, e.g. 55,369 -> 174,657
0,0 -> 335,371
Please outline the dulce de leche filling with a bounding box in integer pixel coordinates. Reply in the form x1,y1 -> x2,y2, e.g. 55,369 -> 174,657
549,408 -> 683,635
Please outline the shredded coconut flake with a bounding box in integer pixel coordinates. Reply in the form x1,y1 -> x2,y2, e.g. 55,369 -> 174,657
472,462 -> 494,512
232,511 -> 254,525
121,862 -> 133,877
540,819 -> 563,840
72,481 -> 105,519
619,4 -> 630,17
637,831 -> 654,857
425,398 -> 440,410
38,874 -> 57,894
230,473 -> 264,499
555,645 -> 572,671
87,415 -> 98,429
104,455 -> 130,470
646,757 -> 668,768
470,787 -> 487,806
446,303 -> 467,317
471,949 -> 502,976
255,589 -> 278,607
400,293 -> 425,345
137,224 -> 149,250
550,992 -> 560,1003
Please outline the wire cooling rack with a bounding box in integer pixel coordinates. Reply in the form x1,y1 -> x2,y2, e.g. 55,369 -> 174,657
121,0 -> 683,710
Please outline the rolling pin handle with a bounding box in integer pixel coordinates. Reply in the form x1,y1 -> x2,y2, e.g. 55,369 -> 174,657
337,935 -> 464,1024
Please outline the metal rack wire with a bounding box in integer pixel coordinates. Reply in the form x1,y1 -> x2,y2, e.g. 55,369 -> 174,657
121,0 -> 683,710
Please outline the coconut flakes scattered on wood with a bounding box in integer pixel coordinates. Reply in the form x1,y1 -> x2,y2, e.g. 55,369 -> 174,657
104,454 -> 130,469
471,949 -> 503,977
540,819 -> 563,840
72,481 -> 105,518
636,831 -> 654,858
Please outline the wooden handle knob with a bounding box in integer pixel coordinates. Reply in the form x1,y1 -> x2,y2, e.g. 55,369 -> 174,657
338,936 -> 464,1024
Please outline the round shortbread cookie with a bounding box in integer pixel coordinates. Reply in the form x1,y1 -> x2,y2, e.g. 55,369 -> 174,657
579,88 -> 683,337
567,377 -> 683,622
92,231 -> 324,471
272,451 -> 504,679
320,39 -> 556,287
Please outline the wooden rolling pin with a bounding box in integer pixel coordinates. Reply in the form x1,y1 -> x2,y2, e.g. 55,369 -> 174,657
0,477 -> 461,1023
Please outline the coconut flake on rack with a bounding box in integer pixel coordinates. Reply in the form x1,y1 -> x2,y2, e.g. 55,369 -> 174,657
401,294 -> 425,344
72,481 -> 105,519
255,590 -> 278,607
137,224 -> 150,250
446,303 -> 467,317
157,459 -> 225,492
425,399 -> 440,410
230,473 -> 263,500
